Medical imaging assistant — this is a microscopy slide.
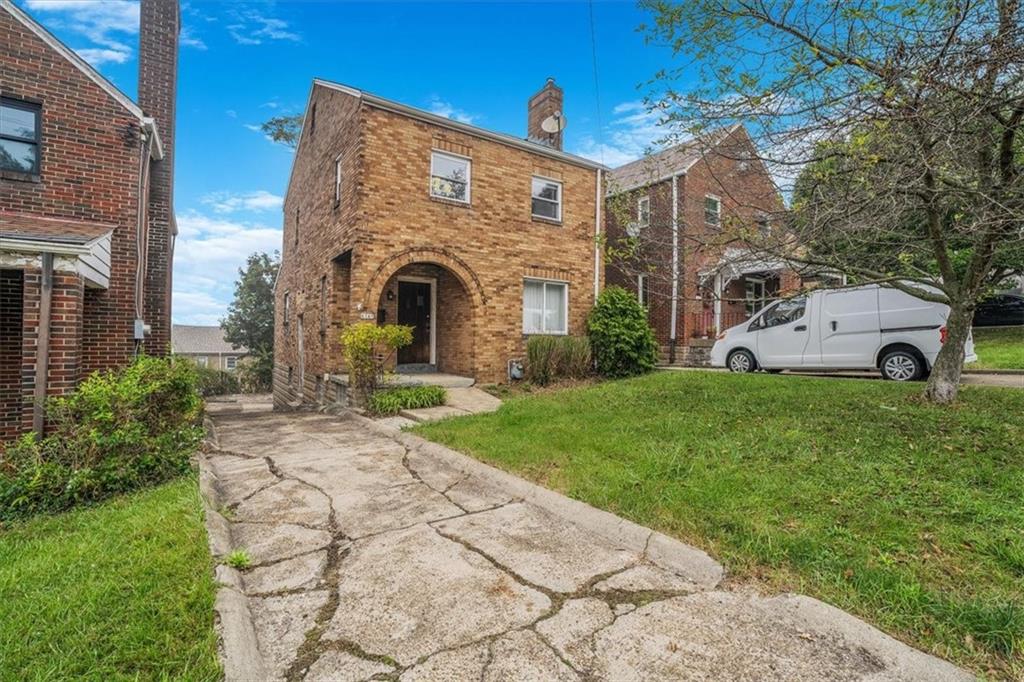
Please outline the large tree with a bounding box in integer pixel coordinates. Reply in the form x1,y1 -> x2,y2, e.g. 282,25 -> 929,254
641,0 -> 1024,403
221,252 -> 280,391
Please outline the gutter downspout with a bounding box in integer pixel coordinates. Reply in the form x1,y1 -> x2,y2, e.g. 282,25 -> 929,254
33,252 -> 53,436
668,173 -> 680,364
593,169 -> 602,299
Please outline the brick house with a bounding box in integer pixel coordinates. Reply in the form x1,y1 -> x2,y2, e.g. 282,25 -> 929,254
274,78 -> 605,406
0,0 -> 178,439
604,124 -> 807,366
171,325 -> 247,371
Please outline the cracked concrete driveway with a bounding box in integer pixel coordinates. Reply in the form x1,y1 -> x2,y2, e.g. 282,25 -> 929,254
202,408 -> 970,682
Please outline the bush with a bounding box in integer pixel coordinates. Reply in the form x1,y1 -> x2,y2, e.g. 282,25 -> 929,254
367,385 -> 446,415
587,286 -> 658,378
525,336 -> 593,385
193,364 -> 240,397
340,323 -> 413,404
0,356 -> 203,521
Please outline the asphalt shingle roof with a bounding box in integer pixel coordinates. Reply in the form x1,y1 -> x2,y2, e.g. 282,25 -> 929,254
171,325 -> 245,355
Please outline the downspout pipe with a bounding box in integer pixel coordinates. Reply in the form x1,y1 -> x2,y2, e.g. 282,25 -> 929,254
33,252 -> 53,436
593,168 -> 602,298
668,173 -> 681,364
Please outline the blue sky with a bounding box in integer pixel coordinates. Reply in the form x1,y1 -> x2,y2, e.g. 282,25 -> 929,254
20,0 -> 683,325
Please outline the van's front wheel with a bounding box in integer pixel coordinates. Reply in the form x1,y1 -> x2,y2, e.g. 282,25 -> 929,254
880,350 -> 923,381
727,349 -> 757,373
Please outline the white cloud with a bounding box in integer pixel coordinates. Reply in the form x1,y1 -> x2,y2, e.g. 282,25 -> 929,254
25,0 -> 139,66
427,96 -> 478,125
75,47 -> 132,65
573,100 -> 673,167
226,9 -> 300,46
179,25 -> 207,50
172,210 -> 282,325
201,190 -> 284,214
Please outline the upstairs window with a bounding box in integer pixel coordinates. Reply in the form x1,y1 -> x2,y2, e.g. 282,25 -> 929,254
0,98 -> 41,175
531,176 -> 562,221
523,279 -> 568,335
283,292 -> 291,329
629,196 -> 650,237
319,275 -> 328,337
334,155 -> 343,207
704,195 -> 721,227
430,151 -> 470,203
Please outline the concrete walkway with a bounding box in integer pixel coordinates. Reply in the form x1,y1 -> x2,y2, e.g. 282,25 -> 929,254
201,407 -> 970,682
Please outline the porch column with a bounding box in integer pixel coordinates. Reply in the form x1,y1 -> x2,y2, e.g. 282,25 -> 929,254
713,273 -> 723,333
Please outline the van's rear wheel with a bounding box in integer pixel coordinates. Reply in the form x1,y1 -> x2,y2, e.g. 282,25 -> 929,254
880,350 -> 923,381
727,350 -> 757,373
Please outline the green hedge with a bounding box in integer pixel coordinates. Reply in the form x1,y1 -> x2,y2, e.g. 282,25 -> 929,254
587,286 -> 658,378
0,357 -> 203,522
193,364 -> 240,397
367,385 -> 446,416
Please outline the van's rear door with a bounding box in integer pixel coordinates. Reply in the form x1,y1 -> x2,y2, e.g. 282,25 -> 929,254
817,288 -> 881,368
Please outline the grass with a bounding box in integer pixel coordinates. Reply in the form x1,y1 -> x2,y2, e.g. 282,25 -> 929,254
415,371 -> 1024,677
225,549 -> 252,569
0,477 -> 220,681
973,327 -> 1024,370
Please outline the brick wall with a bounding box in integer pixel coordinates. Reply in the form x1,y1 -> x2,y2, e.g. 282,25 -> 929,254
275,84 -> 602,404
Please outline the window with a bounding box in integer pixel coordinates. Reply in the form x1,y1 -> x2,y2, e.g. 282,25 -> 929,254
704,195 -> 721,227
283,292 -> 291,328
637,274 -> 650,308
195,356 -> 208,368
756,213 -> 771,237
333,155 -> 342,207
751,296 -> 806,330
319,275 -> 328,337
294,208 -> 300,247
628,196 -> 650,237
430,151 -> 470,203
523,279 -> 568,335
0,98 -> 41,175
309,102 -> 317,136
225,356 -> 237,371
745,277 -> 767,317
531,176 -> 562,221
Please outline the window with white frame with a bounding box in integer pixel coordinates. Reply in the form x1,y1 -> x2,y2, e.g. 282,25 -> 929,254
704,195 -> 721,227
225,356 -> 237,371
333,155 -> 343,206
195,356 -> 208,368
430,151 -> 470,202
522,279 -> 568,335
637,274 -> 650,308
531,176 -> 562,221
629,196 -> 650,237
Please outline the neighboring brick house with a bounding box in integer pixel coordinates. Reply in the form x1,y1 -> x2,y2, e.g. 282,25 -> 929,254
274,78 -> 605,406
0,0 -> 178,439
605,124 -> 803,365
171,325 -> 247,371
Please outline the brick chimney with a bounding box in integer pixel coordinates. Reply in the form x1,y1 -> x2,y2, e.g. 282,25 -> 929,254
527,78 -> 564,150
138,0 -> 179,355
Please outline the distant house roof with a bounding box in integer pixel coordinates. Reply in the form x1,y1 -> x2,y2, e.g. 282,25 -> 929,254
607,124 -> 743,194
171,325 -> 246,355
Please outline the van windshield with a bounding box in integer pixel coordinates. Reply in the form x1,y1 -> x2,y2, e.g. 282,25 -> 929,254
751,296 -> 806,329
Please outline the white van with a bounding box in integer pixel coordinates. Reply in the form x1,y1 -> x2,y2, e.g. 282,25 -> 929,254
710,285 -> 976,381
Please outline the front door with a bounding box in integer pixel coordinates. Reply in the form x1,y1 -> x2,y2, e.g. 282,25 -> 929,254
397,280 -> 432,364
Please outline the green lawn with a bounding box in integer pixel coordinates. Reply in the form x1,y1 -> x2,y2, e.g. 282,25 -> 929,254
416,371 -> 1024,677
973,327 -> 1024,370
0,477 -> 220,681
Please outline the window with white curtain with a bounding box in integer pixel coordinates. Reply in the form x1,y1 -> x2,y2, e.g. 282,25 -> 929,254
523,279 -> 568,335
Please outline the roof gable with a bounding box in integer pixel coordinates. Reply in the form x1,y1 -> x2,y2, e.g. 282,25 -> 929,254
607,124 -> 745,194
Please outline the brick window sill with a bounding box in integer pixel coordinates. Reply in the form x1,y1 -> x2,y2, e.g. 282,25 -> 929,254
429,196 -> 471,209
530,216 -> 563,227
1,170 -> 40,183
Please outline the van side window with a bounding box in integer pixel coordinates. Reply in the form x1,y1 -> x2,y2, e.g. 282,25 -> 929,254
754,297 -> 806,329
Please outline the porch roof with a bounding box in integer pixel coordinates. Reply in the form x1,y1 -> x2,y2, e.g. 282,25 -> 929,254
0,214 -> 113,288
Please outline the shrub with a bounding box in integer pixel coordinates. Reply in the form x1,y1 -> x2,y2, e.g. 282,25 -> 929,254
587,286 -> 658,378
192,364 -> 240,397
367,385 -> 447,416
340,323 -> 413,404
0,356 -> 203,521
525,336 -> 593,385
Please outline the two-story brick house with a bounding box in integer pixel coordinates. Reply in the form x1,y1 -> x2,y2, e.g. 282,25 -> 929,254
0,0 -> 178,439
274,79 -> 605,406
605,124 -> 801,366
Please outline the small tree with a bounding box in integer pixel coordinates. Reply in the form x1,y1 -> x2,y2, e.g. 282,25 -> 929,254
339,323 -> 413,405
588,287 -> 658,378
221,252 -> 279,392
261,115 -> 303,148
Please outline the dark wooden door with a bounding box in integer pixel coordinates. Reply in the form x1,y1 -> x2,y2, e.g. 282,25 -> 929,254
397,281 -> 431,364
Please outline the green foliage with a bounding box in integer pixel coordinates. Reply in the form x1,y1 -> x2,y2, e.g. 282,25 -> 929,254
221,252 -> 279,392
225,550 -> 251,569
340,323 -> 414,403
587,287 -> 657,378
260,114 -> 304,148
525,336 -> 593,386
192,364 -> 240,397
0,357 -> 203,521
367,385 -> 446,416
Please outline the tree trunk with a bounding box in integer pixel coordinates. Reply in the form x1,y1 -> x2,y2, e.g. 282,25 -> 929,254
922,303 -> 973,404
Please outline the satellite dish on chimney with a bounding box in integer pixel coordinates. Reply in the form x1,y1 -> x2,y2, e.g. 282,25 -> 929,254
541,112 -> 567,134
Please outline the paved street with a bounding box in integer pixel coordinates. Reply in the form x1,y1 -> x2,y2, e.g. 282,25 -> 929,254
202,406 -> 969,681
